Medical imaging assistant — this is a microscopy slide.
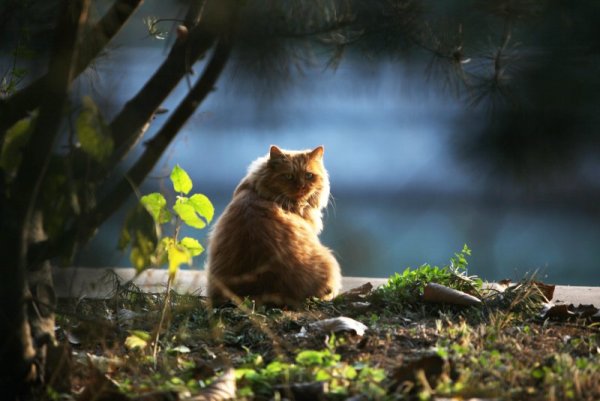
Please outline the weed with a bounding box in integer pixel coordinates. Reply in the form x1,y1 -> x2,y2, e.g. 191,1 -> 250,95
373,245 -> 482,312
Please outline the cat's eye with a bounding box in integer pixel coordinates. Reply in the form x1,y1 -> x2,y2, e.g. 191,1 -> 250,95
305,172 -> 314,180
285,174 -> 293,180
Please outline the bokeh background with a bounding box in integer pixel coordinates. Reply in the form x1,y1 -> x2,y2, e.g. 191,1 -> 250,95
3,0 -> 600,284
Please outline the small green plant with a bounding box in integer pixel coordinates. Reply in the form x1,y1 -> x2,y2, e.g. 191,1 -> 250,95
375,245 -> 482,309
120,164 -> 214,277
121,164 -> 214,365
234,347 -> 387,399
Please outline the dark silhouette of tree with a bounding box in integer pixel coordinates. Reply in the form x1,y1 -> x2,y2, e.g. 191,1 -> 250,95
1,0 -> 598,398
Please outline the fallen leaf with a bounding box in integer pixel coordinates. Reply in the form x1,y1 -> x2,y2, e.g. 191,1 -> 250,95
168,345 -> 191,354
423,283 -> 481,306
533,281 -> 555,302
309,316 -> 368,336
185,368 -> 236,401
542,303 -> 600,321
350,301 -> 372,311
340,282 -> 373,301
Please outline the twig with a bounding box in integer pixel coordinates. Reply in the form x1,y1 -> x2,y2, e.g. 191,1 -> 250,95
153,274 -> 173,368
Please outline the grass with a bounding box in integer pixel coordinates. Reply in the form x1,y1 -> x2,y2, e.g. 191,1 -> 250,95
52,249 -> 600,401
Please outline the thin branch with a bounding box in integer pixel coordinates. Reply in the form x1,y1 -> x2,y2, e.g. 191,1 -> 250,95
0,0 -> 143,139
105,23 -> 216,169
89,37 -> 232,235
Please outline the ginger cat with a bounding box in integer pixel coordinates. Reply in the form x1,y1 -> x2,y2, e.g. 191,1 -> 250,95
206,145 -> 341,306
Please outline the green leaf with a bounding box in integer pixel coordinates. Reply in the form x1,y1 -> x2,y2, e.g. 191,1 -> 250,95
235,368 -> 258,380
0,113 -> 35,178
170,164 -> 193,194
173,200 -> 206,229
120,204 -> 160,271
189,193 -> 215,224
125,330 -> 151,350
129,230 -> 156,271
166,240 -> 191,278
315,369 -> 331,381
180,237 -> 204,257
76,96 -> 113,162
342,365 -> 358,380
296,350 -> 325,366
140,193 -> 171,224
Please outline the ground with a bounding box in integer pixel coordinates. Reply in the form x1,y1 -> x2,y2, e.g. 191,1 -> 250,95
49,259 -> 600,401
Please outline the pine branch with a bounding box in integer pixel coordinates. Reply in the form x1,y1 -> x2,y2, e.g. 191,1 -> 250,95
0,0 -> 143,139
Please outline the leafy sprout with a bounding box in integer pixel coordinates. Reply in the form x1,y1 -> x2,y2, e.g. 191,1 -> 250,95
375,244 -> 483,311
120,164 -> 214,278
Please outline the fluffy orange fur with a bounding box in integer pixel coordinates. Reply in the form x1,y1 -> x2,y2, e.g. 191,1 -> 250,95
206,145 -> 341,306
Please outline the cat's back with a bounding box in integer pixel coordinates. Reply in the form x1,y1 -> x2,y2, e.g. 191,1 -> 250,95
208,186 -> 313,272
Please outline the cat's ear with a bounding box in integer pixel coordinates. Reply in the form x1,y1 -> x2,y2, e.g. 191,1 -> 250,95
309,146 -> 324,160
270,145 -> 285,160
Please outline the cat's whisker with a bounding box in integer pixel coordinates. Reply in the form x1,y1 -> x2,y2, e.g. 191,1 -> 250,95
326,193 -> 337,218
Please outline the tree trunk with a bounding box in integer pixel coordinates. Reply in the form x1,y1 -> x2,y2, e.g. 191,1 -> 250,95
0,209 -> 58,400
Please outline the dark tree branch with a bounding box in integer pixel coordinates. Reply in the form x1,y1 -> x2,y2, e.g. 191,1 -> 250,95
184,0 -> 207,27
29,36 -> 233,266
1,0 -> 89,396
105,22 -> 216,168
0,0 -> 143,139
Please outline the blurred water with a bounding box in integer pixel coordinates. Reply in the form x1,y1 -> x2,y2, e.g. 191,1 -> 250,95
78,190 -> 600,285
68,46 -> 600,285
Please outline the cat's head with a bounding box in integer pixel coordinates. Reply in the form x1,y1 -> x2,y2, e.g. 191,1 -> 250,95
252,145 -> 330,209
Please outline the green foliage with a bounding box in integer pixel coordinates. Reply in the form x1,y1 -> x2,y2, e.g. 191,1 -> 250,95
119,204 -> 160,270
0,113 -> 36,179
125,330 -> 151,351
140,193 -> 171,224
170,164 -> 193,194
120,165 -> 213,277
235,347 -> 386,399
375,245 -> 482,309
76,96 -> 114,162
179,237 -> 204,257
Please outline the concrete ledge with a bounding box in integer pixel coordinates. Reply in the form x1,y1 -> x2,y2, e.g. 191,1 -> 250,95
52,267 -> 600,305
